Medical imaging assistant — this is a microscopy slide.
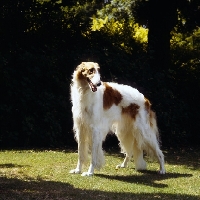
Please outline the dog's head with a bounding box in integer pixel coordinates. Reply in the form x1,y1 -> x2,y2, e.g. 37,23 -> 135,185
75,62 -> 101,92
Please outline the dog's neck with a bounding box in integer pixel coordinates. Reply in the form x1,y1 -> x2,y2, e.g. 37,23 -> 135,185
72,76 -> 91,94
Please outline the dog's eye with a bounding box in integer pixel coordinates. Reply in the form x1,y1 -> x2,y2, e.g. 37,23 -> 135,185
88,68 -> 94,74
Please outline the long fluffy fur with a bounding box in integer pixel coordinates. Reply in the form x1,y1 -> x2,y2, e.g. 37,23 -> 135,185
70,62 -> 165,176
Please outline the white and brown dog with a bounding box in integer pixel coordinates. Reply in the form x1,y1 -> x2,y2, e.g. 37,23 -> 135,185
70,62 -> 165,176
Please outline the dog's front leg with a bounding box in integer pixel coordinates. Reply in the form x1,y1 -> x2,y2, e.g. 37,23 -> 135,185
81,127 -> 105,176
81,164 -> 94,176
70,129 -> 89,174
69,159 -> 82,174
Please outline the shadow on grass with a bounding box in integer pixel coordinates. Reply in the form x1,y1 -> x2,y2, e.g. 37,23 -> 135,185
0,175 -> 199,200
163,148 -> 200,170
106,147 -> 200,170
0,163 -> 30,168
96,171 -> 192,188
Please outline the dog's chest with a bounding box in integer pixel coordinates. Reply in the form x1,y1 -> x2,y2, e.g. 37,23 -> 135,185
84,106 -> 93,116
81,94 -> 101,117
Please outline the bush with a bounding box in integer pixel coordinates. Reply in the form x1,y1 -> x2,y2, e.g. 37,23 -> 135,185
1,0 -> 200,148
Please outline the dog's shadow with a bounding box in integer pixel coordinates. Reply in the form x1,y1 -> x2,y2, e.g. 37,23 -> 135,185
95,170 -> 192,188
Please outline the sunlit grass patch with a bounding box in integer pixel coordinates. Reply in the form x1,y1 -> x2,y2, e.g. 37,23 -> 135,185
0,148 -> 199,199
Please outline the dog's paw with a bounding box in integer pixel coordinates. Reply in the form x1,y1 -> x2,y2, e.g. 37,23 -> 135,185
115,164 -> 125,169
69,169 -> 81,174
81,172 -> 93,177
158,169 -> 166,175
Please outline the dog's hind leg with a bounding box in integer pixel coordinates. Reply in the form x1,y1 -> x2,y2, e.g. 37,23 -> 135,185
155,147 -> 165,174
116,153 -> 129,168
139,126 -> 165,174
146,139 -> 166,174
132,138 -> 147,171
115,125 -> 134,169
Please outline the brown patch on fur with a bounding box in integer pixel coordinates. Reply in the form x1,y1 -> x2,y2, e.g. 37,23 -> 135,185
76,69 -> 85,80
122,103 -> 140,119
144,97 -> 151,111
76,63 -> 86,80
103,83 -> 122,109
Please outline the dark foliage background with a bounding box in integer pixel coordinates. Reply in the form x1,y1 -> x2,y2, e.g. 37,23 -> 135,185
0,0 -> 200,148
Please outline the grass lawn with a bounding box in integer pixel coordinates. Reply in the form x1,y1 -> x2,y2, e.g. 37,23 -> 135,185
0,148 -> 199,200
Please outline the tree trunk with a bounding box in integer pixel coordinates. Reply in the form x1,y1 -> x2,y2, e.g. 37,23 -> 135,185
147,0 -> 177,70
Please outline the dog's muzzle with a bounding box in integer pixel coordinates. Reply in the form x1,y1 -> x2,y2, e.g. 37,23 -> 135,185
87,78 -> 101,92
96,82 -> 101,87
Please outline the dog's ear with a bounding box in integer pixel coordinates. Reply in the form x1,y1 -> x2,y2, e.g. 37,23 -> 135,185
76,62 -> 85,70
76,62 -> 86,79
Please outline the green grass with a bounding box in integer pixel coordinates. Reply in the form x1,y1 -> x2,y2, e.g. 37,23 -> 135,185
0,148 -> 200,200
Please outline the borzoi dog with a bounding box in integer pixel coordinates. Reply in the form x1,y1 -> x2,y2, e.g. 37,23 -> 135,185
70,62 -> 165,176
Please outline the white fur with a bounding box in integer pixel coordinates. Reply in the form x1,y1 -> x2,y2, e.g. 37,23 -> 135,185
70,62 -> 165,176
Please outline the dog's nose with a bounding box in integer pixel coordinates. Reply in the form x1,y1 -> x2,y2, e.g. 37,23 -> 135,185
97,82 -> 101,87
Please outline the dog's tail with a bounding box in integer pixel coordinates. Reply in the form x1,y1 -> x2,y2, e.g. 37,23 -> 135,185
145,98 -> 161,144
143,110 -> 162,160
149,110 -> 160,141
